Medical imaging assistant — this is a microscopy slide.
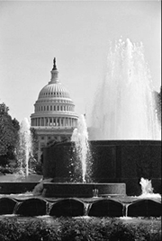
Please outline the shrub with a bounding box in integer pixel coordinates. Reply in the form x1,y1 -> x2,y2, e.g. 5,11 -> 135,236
0,218 -> 60,241
0,217 -> 161,241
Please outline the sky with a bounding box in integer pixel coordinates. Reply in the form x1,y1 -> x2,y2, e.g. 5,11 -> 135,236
0,0 -> 161,124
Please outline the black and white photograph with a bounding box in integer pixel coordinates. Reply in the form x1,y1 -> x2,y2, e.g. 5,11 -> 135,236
0,0 -> 161,240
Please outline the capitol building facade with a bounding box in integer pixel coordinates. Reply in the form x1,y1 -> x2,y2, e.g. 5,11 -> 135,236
31,58 -> 78,161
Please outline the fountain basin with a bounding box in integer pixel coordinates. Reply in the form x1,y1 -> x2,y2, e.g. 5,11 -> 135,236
0,182 -> 38,194
0,196 -> 161,217
42,182 -> 126,198
43,140 -> 161,196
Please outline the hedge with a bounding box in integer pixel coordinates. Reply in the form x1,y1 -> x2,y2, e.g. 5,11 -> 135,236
0,217 -> 161,241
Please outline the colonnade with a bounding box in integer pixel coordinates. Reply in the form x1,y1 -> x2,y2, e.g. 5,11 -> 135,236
31,117 -> 77,128
35,105 -> 74,112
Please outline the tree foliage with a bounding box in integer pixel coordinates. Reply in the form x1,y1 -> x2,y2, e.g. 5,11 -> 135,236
0,103 -> 20,166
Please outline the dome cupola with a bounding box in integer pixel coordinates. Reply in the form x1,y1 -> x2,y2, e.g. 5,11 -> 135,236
31,58 -> 78,129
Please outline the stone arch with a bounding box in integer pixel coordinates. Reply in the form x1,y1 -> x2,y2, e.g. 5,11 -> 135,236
127,199 -> 161,217
88,199 -> 124,217
0,197 -> 18,215
49,198 -> 85,217
15,198 -> 47,216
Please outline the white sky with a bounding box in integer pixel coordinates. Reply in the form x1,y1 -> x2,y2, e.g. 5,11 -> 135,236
0,0 -> 161,123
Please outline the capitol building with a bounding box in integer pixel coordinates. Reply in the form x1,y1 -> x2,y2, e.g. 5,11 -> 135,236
31,58 -> 78,161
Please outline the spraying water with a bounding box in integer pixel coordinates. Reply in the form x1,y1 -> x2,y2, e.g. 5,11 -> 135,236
71,114 -> 92,183
18,118 -> 32,177
138,177 -> 161,199
90,39 -> 160,140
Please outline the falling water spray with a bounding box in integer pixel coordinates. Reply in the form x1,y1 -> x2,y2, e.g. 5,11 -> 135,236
90,39 -> 160,140
18,118 -> 32,177
71,114 -> 92,183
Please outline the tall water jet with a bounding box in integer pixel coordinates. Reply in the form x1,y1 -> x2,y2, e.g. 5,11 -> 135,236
18,118 -> 32,177
90,39 -> 160,140
71,114 -> 92,183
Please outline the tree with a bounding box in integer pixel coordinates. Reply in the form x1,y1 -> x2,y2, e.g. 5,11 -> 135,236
0,103 -> 20,167
30,128 -> 42,174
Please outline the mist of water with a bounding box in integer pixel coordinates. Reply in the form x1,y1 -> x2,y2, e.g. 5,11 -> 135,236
139,177 -> 161,199
18,118 -> 32,177
90,39 -> 160,140
71,114 -> 92,183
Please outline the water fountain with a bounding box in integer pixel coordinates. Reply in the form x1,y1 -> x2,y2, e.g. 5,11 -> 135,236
0,39 -> 161,218
42,39 -> 161,199
18,118 -> 32,177
71,114 -> 92,183
0,118 -> 40,194
42,113 -> 126,198
89,38 -> 160,140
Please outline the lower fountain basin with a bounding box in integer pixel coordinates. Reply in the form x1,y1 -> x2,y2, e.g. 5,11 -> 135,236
0,182 -> 38,194
42,182 -> 126,198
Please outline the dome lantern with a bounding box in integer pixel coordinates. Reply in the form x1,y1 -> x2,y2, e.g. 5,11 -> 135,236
49,57 -> 59,84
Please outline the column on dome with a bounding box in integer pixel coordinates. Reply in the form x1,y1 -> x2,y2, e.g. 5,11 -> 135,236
58,118 -> 60,126
49,118 -> 52,126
